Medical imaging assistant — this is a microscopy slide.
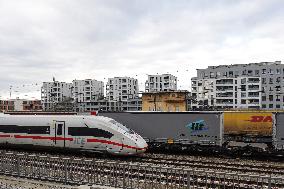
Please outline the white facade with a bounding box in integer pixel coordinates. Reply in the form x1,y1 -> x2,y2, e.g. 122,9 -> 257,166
145,74 -> 177,92
194,61 -> 284,110
191,77 -> 262,110
72,79 -> 104,103
106,77 -> 139,102
41,81 -> 72,111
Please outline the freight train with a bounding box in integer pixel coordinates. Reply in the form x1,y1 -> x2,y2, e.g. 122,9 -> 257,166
100,111 -> 284,156
0,114 -> 148,155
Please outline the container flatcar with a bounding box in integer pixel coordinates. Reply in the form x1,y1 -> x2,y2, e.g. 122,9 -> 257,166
100,111 -> 284,156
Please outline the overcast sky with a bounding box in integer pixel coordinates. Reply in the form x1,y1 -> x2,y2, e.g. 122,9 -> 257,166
0,0 -> 284,99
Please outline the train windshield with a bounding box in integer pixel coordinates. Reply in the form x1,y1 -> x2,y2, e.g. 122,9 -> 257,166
109,120 -> 132,134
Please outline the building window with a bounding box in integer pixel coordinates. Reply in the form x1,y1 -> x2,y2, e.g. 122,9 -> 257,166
262,96 -> 266,101
255,70 -> 259,75
217,72 -> 220,76
175,106 -> 179,112
262,104 -> 266,108
248,70 -> 252,76
269,95 -> 273,101
262,69 -> 266,74
261,78 -> 266,84
276,104 -> 280,109
269,104 -> 273,108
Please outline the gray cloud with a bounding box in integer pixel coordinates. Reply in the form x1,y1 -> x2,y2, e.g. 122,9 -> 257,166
0,0 -> 284,99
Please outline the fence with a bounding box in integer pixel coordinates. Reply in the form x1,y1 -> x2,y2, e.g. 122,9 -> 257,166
0,152 -> 283,189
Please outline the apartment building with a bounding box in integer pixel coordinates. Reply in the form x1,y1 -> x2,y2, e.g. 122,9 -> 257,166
41,81 -> 72,111
0,99 -> 42,112
105,77 -> 140,111
72,79 -> 104,112
191,61 -> 284,110
145,74 -> 177,92
106,77 -> 139,101
191,77 -> 261,110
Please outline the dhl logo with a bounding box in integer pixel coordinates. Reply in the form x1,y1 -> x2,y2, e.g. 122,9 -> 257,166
246,116 -> 272,122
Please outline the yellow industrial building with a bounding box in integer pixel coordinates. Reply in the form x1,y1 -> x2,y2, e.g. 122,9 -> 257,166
142,91 -> 189,111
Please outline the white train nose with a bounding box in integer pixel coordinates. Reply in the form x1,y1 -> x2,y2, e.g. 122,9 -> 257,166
135,140 -> 148,154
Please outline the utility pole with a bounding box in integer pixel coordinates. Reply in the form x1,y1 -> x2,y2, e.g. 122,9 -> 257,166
9,85 -> 12,98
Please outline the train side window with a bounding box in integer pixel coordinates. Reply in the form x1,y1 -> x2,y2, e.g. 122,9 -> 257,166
57,124 -> 63,135
68,127 -> 113,138
0,125 -> 50,134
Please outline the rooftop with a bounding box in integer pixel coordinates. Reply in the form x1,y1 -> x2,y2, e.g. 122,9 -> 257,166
206,61 -> 281,69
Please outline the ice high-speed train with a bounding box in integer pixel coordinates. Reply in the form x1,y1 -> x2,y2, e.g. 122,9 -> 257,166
0,114 -> 148,155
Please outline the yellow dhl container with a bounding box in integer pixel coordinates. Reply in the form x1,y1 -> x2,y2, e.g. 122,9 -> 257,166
224,111 -> 273,136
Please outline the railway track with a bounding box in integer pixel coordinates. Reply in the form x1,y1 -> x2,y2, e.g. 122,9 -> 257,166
0,149 -> 283,188
0,149 -> 283,176
134,153 -> 284,176
1,152 -> 283,189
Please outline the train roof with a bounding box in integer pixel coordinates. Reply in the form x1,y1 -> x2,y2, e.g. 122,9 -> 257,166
0,113 -> 114,122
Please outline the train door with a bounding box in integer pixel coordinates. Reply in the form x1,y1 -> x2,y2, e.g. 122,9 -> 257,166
53,121 -> 66,148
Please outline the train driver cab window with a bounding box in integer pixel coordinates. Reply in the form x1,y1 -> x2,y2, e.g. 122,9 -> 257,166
57,124 -> 63,135
109,120 -> 133,134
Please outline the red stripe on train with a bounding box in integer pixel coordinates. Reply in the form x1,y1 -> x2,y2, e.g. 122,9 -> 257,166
87,138 -> 146,151
0,134 -> 10,137
14,135 -> 73,141
0,135 -> 146,151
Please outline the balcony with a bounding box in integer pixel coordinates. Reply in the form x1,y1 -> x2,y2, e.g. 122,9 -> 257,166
215,99 -> 234,105
216,86 -> 234,91
248,85 -> 260,91
248,78 -> 260,83
216,92 -> 233,98
216,79 -> 234,85
248,92 -> 260,98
